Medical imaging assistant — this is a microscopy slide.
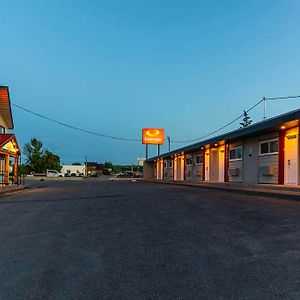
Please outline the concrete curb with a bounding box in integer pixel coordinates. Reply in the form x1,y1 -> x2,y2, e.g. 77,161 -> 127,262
143,180 -> 300,201
0,185 -> 29,197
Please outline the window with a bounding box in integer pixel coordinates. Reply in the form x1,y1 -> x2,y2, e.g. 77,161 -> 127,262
168,161 -> 173,168
270,141 -> 279,153
229,146 -> 243,161
186,157 -> 193,166
259,139 -> 278,155
260,142 -> 269,154
195,154 -> 203,164
164,161 -> 167,168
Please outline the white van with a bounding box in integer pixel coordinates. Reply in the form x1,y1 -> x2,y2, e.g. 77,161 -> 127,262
46,170 -> 63,177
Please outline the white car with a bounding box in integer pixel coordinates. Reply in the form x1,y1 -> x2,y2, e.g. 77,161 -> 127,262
46,170 -> 64,177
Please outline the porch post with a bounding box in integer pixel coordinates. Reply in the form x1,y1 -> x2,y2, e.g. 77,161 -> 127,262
14,156 -> 18,184
278,131 -> 285,184
4,154 -> 9,185
224,143 -> 229,182
202,149 -> 205,181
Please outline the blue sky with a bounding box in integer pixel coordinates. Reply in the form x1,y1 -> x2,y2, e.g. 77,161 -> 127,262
1,0 -> 300,164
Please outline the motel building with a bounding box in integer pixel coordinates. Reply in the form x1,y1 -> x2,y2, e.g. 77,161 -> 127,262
144,108 -> 300,186
0,86 -> 20,185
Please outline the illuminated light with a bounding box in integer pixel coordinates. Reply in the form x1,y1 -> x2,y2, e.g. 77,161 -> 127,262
281,126 -> 286,130
214,143 -> 218,146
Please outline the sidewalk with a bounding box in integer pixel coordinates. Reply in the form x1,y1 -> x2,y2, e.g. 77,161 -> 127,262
0,184 -> 28,195
144,180 -> 300,201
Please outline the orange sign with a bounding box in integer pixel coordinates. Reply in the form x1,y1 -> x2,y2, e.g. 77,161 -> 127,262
142,128 -> 165,145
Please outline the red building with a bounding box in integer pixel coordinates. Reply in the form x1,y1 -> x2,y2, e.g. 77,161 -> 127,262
0,86 -> 20,185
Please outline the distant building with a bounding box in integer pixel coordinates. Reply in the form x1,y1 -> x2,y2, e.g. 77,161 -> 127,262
0,86 -> 20,185
86,162 -> 103,176
61,164 -> 85,176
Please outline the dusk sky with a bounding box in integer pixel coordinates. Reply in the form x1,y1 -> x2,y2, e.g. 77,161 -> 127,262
1,0 -> 300,164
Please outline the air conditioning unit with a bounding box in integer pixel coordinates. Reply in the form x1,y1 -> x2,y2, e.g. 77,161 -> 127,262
229,168 -> 240,176
259,165 -> 275,176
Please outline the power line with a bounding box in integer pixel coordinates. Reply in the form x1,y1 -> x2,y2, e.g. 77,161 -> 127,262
12,94 -> 300,145
265,95 -> 300,101
12,103 -> 141,142
171,98 -> 264,143
171,95 -> 300,143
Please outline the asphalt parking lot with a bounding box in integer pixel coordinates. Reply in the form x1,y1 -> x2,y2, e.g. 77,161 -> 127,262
0,179 -> 300,299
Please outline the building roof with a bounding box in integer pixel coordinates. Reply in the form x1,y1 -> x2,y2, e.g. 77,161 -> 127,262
0,134 -> 14,148
86,162 -> 104,168
147,108 -> 300,162
0,134 -> 20,155
0,86 -> 14,129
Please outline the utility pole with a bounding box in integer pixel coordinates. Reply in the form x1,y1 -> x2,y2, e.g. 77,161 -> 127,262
167,136 -> 171,152
263,97 -> 267,120
85,155 -> 88,176
158,145 -> 160,156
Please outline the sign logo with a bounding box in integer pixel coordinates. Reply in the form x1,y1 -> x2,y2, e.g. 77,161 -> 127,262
142,128 -> 165,145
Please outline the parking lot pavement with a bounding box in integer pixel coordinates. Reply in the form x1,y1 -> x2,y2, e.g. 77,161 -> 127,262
0,180 -> 300,299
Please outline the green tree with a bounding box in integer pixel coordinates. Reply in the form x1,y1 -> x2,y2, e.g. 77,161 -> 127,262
104,161 -> 113,169
23,138 -> 44,172
18,164 -> 30,175
23,138 -> 61,173
43,150 -> 61,172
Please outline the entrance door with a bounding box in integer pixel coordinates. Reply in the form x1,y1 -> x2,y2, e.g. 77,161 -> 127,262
219,148 -> 225,182
159,161 -> 163,179
205,150 -> 210,181
173,158 -> 177,180
285,129 -> 298,185
210,149 -> 218,181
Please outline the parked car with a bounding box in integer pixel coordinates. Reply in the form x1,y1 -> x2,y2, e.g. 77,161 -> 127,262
116,172 -> 134,178
132,172 -> 143,178
46,170 -> 63,177
77,173 -> 84,177
116,171 -> 142,178
89,172 -> 99,177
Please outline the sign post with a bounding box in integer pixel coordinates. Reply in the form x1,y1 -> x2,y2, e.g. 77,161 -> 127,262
146,144 -> 149,159
142,128 -> 165,158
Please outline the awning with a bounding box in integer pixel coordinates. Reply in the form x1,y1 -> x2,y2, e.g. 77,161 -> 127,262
0,134 -> 20,156
0,86 -> 14,129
